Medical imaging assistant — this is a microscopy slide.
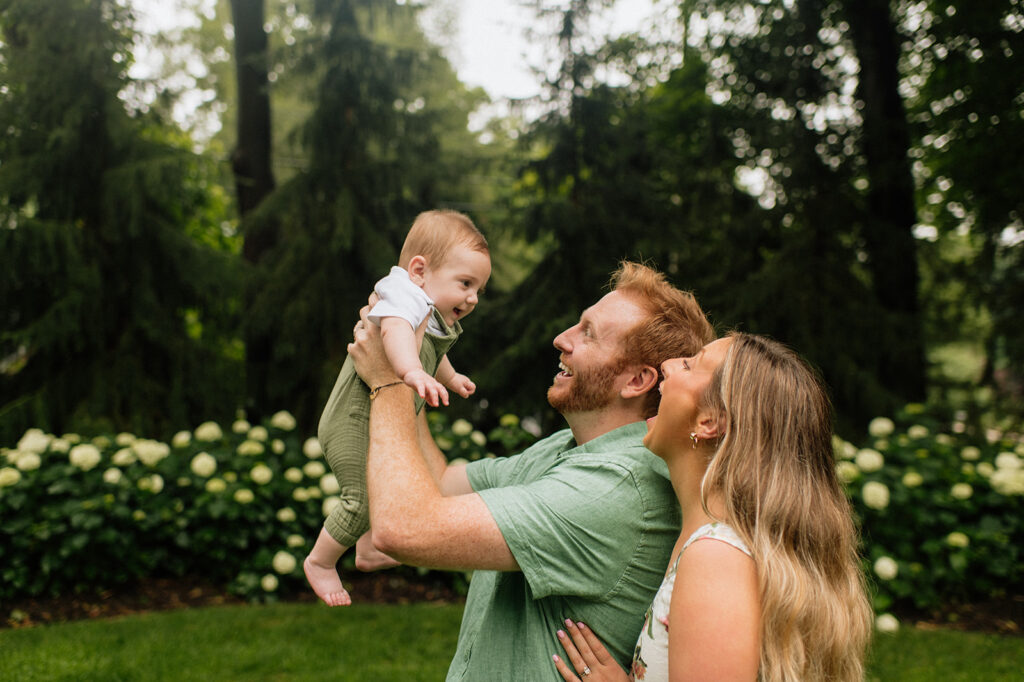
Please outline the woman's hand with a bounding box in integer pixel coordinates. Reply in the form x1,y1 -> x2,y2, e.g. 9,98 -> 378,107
552,620 -> 630,682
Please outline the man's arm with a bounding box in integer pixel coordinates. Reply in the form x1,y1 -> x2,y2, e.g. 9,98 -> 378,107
416,409 -> 474,496
349,312 -> 517,572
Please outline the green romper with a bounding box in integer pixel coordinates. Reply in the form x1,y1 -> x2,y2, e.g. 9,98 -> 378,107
316,308 -> 462,547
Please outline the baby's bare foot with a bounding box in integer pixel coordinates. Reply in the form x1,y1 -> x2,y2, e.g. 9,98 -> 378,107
303,556 -> 352,606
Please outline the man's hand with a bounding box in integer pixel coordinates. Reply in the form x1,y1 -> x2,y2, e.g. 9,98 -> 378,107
348,307 -> 402,387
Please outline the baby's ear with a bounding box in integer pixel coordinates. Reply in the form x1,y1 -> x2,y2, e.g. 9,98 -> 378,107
408,255 -> 427,285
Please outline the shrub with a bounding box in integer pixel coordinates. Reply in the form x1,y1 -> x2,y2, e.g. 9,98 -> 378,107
835,405 -> 1024,622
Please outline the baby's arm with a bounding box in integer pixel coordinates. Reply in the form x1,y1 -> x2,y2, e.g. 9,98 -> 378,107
437,355 -> 476,399
379,317 -> 449,407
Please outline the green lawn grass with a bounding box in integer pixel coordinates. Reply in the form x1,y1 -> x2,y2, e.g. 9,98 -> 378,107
1,603 -> 1020,681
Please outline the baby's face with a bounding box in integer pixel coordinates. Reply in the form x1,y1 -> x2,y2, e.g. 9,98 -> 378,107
420,245 -> 491,326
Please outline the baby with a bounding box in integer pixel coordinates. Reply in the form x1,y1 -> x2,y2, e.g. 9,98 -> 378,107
304,209 -> 491,606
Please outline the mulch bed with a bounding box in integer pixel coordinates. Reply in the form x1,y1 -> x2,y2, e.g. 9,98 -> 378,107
4,575 -> 1020,636
2,571 -> 464,629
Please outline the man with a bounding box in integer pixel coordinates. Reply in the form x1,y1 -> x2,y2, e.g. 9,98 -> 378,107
348,262 -> 714,681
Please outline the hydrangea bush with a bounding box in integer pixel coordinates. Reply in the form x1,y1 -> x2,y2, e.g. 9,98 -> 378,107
0,410 -> 537,603
834,405 -> 1024,630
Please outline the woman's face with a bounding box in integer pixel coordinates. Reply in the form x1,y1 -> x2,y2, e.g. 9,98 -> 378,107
643,337 -> 733,457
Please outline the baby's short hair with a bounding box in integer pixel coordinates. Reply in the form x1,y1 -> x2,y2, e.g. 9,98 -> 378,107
398,210 -> 489,269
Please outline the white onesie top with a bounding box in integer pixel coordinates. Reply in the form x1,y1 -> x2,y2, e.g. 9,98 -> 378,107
367,266 -> 444,336
628,522 -> 752,681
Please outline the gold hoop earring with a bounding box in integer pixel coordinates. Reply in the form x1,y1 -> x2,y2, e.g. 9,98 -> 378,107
690,432 -> 699,449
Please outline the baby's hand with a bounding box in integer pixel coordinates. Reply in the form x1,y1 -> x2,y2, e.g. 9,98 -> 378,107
446,372 -> 476,399
403,369 -> 450,407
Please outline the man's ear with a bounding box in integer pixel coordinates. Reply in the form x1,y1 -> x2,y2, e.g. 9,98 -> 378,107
694,410 -> 725,441
407,255 -> 428,286
620,365 -> 659,400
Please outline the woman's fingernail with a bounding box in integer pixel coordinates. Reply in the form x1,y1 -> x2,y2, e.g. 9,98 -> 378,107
577,622 -> 585,630
557,630 -> 565,638
553,655 -> 560,662
565,618 -> 573,627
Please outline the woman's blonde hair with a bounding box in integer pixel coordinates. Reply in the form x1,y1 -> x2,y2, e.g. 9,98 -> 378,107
700,333 -> 871,682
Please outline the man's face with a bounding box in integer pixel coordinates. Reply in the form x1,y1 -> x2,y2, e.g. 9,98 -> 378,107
547,290 -> 646,414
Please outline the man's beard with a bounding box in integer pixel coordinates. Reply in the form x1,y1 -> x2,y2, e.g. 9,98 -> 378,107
547,361 -> 622,414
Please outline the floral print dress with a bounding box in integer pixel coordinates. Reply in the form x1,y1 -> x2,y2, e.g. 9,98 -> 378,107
629,522 -> 752,681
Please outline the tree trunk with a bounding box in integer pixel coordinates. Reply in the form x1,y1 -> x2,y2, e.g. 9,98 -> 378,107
843,0 -> 926,401
229,0 -> 277,419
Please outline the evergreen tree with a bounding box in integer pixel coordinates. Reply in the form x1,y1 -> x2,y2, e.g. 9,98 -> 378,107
0,0 -> 240,442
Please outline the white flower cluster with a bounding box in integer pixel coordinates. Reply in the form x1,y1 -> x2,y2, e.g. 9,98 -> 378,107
17,428 -> 52,454
132,439 -> 171,468
194,421 -> 223,442
990,452 -> 1024,495
862,481 -> 890,510
270,411 -> 297,431
70,444 -> 102,471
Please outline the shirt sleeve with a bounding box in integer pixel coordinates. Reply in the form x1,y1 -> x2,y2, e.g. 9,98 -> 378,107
368,267 -> 432,330
465,453 -> 527,492
476,457 -> 647,600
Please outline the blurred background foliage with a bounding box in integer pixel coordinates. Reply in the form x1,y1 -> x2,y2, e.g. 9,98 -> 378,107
1,0 -> 1022,444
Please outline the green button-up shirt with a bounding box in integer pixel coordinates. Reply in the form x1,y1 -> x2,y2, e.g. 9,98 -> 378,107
450,422 -> 681,681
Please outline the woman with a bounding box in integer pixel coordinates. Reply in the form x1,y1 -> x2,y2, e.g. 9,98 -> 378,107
551,333 -> 871,681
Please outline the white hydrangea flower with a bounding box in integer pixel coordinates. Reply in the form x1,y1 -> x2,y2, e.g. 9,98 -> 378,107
305,486 -> 323,500
320,473 -> 340,495
190,452 -> 217,477
471,430 -> 487,447
293,488 -> 310,502
995,452 -> 1021,470
950,483 -> 973,500
0,467 -> 22,487
261,574 -> 279,592
946,531 -> 970,548
15,452 -> 41,472
855,449 -> 884,473
138,474 -> 164,494
115,432 -> 136,447
901,470 -> 923,488
250,464 -> 273,485
234,488 -> 255,504
248,426 -> 269,442
132,510 -> 147,522
451,419 -> 473,436
935,434 -> 953,446
272,550 -> 297,574
875,613 -> 899,633
985,428 -> 1002,444
302,461 -> 326,479
103,467 -> 123,485
286,534 -> 306,548
873,556 -> 899,581
237,440 -> 265,456
49,438 -> 70,454
322,496 -> 341,516
171,431 -> 192,449
232,419 -> 251,434
194,421 -> 224,442
990,468 -> 1024,496
499,414 -> 519,427
205,478 -> 227,493
862,481 -> 890,510
133,439 -> 170,467
868,417 -> 895,438
69,444 -> 102,471
91,436 -> 111,449
960,446 -> 981,461
836,461 -> 859,484
302,438 -> 323,458
435,436 -> 453,451
276,507 -> 297,523
284,467 -> 303,483
62,433 -> 82,444
17,428 -> 51,454
112,448 -> 137,467
270,411 -> 297,431
271,439 -> 285,454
